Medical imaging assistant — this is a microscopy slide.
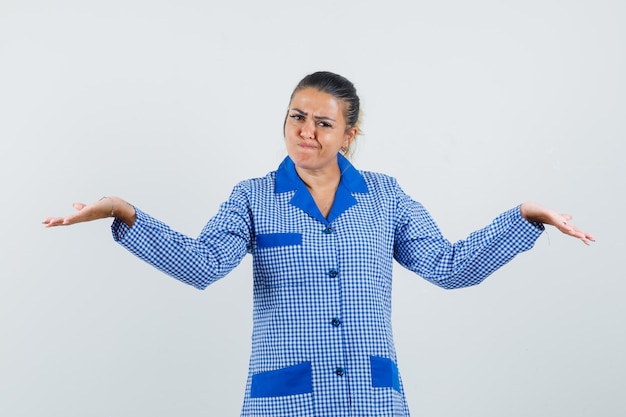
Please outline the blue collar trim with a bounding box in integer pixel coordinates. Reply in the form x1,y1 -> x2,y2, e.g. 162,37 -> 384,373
274,153 -> 369,223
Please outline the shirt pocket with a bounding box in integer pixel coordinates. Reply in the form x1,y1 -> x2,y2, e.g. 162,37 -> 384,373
254,233 -> 305,287
370,356 -> 401,392
250,361 -> 313,398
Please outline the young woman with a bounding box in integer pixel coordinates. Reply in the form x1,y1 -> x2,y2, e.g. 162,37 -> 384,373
43,71 -> 594,416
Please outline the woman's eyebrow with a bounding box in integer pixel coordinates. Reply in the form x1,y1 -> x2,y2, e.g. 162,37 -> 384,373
290,107 -> 336,122
314,115 -> 336,122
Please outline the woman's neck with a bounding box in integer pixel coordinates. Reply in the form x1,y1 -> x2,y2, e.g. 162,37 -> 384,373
295,164 -> 341,218
295,164 -> 341,192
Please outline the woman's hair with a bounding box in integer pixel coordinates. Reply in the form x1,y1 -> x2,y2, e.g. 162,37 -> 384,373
287,71 -> 362,158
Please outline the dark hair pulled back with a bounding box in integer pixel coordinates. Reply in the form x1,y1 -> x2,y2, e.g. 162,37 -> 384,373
290,71 -> 361,131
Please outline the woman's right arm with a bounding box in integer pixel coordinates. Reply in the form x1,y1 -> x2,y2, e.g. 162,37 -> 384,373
43,185 -> 253,289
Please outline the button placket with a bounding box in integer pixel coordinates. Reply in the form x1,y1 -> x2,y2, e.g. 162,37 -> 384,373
321,224 -> 347,387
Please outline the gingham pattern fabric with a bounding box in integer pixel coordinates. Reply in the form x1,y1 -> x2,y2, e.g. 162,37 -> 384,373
112,154 -> 544,417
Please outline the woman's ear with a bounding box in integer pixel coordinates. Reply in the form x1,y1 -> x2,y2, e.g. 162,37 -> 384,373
343,126 -> 358,147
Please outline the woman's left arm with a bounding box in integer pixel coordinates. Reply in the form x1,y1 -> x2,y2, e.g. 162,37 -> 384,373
392,178 -> 594,289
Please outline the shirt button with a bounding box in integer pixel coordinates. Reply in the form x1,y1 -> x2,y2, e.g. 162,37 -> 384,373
328,269 -> 338,278
331,318 -> 342,327
335,367 -> 345,376
323,226 -> 333,234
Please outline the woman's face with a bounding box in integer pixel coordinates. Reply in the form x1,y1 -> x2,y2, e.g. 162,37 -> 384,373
284,88 -> 356,173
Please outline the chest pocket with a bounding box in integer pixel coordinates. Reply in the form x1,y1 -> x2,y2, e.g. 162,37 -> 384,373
254,233 -> 305,287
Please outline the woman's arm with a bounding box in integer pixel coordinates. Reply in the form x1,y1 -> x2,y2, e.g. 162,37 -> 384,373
42,184 -> 253,290
392,177 -> 594,290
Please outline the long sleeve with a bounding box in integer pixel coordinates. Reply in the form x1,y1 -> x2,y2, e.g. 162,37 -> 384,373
111,183 -> 253,289
393,181 -> 544,289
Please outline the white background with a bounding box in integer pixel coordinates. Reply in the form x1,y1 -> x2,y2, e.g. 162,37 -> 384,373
1,0 -> 624,416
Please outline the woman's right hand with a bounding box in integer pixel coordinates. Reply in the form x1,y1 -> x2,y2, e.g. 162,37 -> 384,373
42,196 -> 136,228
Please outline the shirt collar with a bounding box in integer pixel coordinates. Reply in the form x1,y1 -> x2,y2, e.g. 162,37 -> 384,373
274,153 -> 369,224
275,153 -> 368,194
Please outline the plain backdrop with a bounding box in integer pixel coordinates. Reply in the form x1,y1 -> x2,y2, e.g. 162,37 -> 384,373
1,1 -> 624,416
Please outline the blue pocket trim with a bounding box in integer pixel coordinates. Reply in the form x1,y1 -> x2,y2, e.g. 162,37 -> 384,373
250,361 -> 313,398
256,233 -> 302,248
370,356 -> 401,392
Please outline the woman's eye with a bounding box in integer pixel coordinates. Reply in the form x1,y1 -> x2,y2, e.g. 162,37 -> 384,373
289,114 -> 303,121
318,122 -> 332,128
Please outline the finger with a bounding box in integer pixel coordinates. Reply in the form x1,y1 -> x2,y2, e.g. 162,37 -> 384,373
42,217 -> 66,227
565,225 -> 595,245
72,202 -> 87,211
581,231 -> 596,245
564,219 -> 595,245
571,232 -> 589,245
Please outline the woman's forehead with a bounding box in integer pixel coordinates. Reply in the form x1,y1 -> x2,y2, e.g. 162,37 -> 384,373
289,88 -> 345,117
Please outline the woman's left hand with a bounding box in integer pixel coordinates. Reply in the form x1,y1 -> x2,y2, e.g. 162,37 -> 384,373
520,202 -> 595,245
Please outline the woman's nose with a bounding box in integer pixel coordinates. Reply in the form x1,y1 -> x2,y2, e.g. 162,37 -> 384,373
300,121 -> 315,139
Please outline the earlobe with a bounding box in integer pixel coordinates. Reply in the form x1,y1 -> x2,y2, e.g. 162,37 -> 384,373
341,138 -> 352,152
344,127 -> 357,146
341,132 -> 356,155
